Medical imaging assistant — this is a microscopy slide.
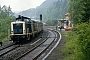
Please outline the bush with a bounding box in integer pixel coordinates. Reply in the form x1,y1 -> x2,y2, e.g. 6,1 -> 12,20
64,23 -> 90,60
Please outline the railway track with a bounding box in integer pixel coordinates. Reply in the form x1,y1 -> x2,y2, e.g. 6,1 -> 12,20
0,29 -> 61,60
0,41 -> 14,51
0,45 -> 20,56
16,29 -> 60,60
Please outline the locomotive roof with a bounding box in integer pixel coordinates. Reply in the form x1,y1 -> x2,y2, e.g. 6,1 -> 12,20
14,15 -> 42,23
30,19 -> 42,24
31,19 -> 39,21
15,15 -> 31,22
16,15 -> 31,20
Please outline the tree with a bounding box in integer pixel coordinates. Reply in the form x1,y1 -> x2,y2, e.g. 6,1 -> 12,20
68,0 -> 90,24
7,6 -> 14,16
52,18 -> 58,26
0,5 -> 14,19
0,5 -> 14,42
46,18 -> 53,26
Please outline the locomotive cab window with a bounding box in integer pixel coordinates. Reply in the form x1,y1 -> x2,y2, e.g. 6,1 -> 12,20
13,23 -> 23,34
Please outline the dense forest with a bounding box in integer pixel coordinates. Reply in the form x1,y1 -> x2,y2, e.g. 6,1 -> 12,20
65,0 -> 90,60
17,0 -> 69,25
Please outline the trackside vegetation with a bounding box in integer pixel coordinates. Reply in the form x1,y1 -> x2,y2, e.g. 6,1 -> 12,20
64,0 -> 90,60
0,5 -> 14,43
64,23 -> 90,60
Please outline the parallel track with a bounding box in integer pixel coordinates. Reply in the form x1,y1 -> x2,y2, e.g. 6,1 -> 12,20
0,41 -> 14,51
0,45 -> 20,57
16,29 -> 59,60
0,30 -> 49,60
0,29 -> 61,60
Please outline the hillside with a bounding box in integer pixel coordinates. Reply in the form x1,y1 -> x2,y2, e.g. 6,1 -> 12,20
16,0 -> 69,22
40,0 -> 58,7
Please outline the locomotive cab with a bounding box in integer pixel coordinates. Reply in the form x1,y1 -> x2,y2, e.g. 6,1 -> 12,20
10,16 -> 32,42
10,21 -> 26,42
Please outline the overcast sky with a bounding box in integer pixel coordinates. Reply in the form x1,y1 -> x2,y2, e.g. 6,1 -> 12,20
0,0 -> 45,12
